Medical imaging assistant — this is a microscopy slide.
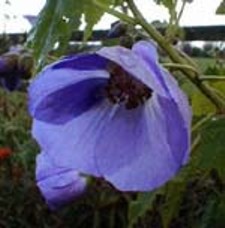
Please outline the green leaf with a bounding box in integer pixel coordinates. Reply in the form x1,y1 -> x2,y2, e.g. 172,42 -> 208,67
195,118 -> 225,178
153,0 -> 175,10
112,0 -> 124,6
162,0 -> 174,10
161,180 -> 186,228
216,0 -> 225,14
28,0 -> 114,69
83,0 -> 112,42
128,191 -> 160,228
199,194 -> 225,228
28,0 -> 83,69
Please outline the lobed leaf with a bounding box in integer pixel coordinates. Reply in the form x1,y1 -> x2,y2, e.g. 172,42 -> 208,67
216,0 -> 225,14
161,180 -> 186,228
199,194 -> 225,228
28,0 -> 83,69
82,0 -> 113,42
128,191 -> 160,228
195,118 -> 225,178
27,0 -> 115,70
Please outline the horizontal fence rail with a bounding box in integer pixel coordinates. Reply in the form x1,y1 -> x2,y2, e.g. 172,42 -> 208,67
1,26 -> 225,43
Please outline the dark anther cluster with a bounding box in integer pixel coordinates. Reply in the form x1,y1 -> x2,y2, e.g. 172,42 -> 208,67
106,62 -> 152,109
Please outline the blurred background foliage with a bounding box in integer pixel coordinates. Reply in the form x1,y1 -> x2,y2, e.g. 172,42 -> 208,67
0,0 -> 225,227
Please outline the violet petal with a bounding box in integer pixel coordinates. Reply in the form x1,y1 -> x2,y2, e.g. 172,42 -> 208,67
132,40 -> 191,128
53,53 -> 108,70
32,100 -> 113,177
29,67 -> 109,124
36,152 -> 86,210
132,41 -> 191,163
32,78 -> 107,124
32,94 -> 187,191
95,94 -> 184,191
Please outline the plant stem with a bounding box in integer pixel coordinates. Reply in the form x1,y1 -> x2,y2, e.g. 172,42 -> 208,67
177,0 -> 186,24
191,113 -> 214,133
163,63 -> 199,75
191,133 -> 201,153
199,76 -> 225,81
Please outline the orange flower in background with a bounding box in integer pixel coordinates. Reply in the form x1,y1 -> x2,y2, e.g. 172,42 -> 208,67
0,147 -> 12,160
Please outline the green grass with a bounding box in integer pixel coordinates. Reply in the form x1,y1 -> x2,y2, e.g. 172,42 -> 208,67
192,57 -> 216,73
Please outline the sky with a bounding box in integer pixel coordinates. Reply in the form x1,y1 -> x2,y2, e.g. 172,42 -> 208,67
0,0 -> 224,33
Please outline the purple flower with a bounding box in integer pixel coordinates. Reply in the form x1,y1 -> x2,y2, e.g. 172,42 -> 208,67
36,152 -> 86,210
29,41 -> 191,196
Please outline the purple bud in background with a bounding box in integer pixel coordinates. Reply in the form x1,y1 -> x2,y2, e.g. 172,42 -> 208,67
0,51 -> 33,91
36,152 -> 86,210
29,40 -> 191,200
107,21 -> 128,38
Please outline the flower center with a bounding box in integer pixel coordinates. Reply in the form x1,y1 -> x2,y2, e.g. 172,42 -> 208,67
105,62 -> 152,109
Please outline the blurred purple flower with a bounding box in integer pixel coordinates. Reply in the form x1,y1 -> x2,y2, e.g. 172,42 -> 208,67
0,53 -> 21,91
29,41 -> 191,197
36,152 -> 86,210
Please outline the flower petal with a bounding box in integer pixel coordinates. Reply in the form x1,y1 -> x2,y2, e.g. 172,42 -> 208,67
95,94 -> 184,191
32,94 -> 188,191
29,53 -> 110,123
132,40 -> 191,128
52,53 -> 108,70
29,68 -> 109,124
132,40 -> 159,62
32,100 -> 114,177
158,96 -> 189,165
36,152 -> 86,210
32,78 -> 107,124
133,40 -> 191,163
